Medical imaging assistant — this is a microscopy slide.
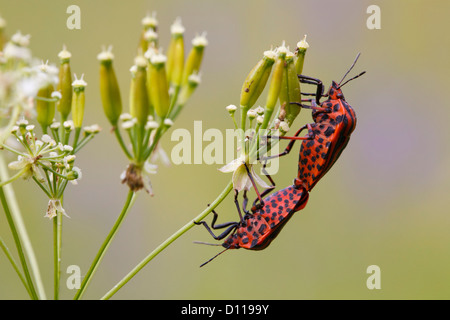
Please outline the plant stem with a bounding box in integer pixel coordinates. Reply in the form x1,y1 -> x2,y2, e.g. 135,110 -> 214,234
113,127 -> 132,160
0,185 -> 38,299
53,210 -> 62,300
73,189 -> 137,300
101,180 -> 233,300
0,153 -> 46,300
0,236 -> 32,298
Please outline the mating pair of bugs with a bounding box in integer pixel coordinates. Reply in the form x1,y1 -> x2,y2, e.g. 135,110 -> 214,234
195,54 -> 366,267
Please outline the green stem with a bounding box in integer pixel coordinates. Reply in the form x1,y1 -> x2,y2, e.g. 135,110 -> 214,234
113,127 -> 133,160
73,190 -> 137,300
0,236 -> 32,298
101,180 -> 233,300
0,185 -> 38,299
0,166 -> 29,187
0,106 -> 20,145
0,153 -> 46,300
53,210 -> 62,300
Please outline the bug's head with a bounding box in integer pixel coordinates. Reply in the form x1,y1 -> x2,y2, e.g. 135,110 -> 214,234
328,81 -> 345,100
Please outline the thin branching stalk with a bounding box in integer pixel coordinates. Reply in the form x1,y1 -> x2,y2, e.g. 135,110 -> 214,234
73,190 -> 137,300
0,153 -> 46,299
0,236 -> 32,298
101,180 -> 233,300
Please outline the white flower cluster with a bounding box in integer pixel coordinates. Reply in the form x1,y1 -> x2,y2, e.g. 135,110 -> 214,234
0,32 -> 59,120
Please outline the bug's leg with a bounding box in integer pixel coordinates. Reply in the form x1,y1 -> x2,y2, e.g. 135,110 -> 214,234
298,74 -> 326,104
234,189 -> 245,222
250,161 -> 277,209
290,101 -> 330,113
194,209 -> 239,240
242,190 -> 250,215
243,162 -> 266,209
261,124 -> 312,162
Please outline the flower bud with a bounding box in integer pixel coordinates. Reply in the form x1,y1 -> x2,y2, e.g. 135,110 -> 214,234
166,17 -> 185,87
57,46 -> 73,121
182,33 -> 207,87
240,49 -> 276,112
36,83 -> 56,133
71,75 -> 87,129
130,56 -> 151,126
278,52 -> 302,126
98,47 -> 122,126
295,35 -> 309,75
148,53 -> 170,118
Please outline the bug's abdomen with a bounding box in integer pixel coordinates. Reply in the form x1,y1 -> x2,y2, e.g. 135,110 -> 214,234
227,185 -> 309,251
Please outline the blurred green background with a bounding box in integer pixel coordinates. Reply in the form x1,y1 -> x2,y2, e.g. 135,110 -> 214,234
1,0 -> 450,300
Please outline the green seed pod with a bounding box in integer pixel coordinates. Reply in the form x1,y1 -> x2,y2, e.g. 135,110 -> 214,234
36,84 -> 56,133
279,52 -> 302,126
71,75 -> 87,129
182,33 -> 207,87
294,35 -> 309,75
260,44 -> 286,129
130,56 -> 150,126
57,47 -> 73,121
98,48 -> 122,126
148,53 -> 170,119
166,17 -> 185,86
240,50 -> 276,112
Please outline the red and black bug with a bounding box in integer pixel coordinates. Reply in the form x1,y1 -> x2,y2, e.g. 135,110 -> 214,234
195,54 -> 364,267
194,178 -> 309,267
266,53 -> 365,191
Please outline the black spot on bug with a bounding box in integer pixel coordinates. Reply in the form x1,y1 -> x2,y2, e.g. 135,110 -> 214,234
335,115 -> 343,123
251,239 -> 259,248
321,152 -> 327,159
258,224 -> 266,234
303,149 -> 311,157
306,140 -> 314,148
333,104 -> 340,112
242,237 -> 249,244
324,127 -> 335,137
325,141 -> 331,148
307,164 -> 312,171
318,137 -> 324,143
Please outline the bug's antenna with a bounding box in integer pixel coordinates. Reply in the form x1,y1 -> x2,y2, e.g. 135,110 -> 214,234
338,53 -> 361,86
199,247 -> 229,268
193,241 -> 222,246
339,71 -> 366,88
